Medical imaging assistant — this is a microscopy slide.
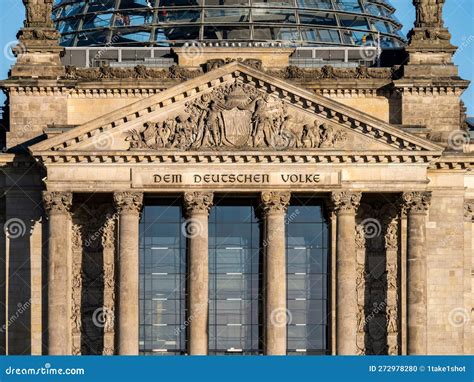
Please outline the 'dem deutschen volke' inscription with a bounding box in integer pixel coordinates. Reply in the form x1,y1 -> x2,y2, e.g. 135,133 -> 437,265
132,169 -> 340,189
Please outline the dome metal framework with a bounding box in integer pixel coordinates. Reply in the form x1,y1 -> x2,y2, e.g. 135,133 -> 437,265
52,0 -> 405,48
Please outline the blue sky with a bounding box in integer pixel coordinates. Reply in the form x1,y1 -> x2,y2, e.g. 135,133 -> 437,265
0,0 -> 473,114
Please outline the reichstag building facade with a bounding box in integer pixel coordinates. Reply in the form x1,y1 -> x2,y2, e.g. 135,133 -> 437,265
0,0 -> 471,356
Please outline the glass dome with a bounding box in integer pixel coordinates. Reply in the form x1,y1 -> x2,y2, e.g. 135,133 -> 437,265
52,0 -> 405,48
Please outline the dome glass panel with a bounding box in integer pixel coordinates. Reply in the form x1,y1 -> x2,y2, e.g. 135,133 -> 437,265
52,0 -> 405,47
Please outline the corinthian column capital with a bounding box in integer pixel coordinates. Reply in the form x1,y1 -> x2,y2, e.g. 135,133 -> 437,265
260,191 -> 291,215
113,192 -> 143,215
183,191 -> 214,216
330,191 -> 361,214
401,191 -> 432,214
43,191 -> 73,215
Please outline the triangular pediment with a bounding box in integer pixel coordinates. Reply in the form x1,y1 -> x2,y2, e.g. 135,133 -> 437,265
30,62 -> 443,159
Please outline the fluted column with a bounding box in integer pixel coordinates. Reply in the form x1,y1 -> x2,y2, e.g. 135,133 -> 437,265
43,191 -> 73,355
261,191 -> 291,355
183,191 -> 213,355
402,191 -> 431,355
114,192 -> 143,355
331,191 -> 361,355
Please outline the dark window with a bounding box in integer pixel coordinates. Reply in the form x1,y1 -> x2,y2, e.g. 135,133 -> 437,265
139,200 -> 187,355
286,197 -> 330,355
208,199 -> 261,355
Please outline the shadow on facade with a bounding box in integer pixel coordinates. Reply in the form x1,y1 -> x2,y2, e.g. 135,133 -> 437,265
357,194 -> 400,355
72,194 -> 116,355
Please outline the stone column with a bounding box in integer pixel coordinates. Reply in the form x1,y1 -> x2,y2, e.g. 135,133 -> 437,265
114,192 -> 143,355
401,191 -> 431,355
463,201 -> 473,355
330,191 -> 361,355
183,191 -> 213,355
261,191 -> 291,355
43,191 -> 73,355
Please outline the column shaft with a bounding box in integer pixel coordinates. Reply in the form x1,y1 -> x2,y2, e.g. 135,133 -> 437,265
402,192 -> 431,355
331,191 -> 361,355
43,191 -> 73,355
184,192 -> 213,355
261,191 -> 290,355
114,192 -> 143,355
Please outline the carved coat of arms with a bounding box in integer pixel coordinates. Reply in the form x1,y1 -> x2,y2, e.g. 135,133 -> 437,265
125,83 -> 347,151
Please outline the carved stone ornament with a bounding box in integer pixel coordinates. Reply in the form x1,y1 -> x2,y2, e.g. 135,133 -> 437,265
260,191 -> 291,215
23,0 -> 55,28
269,65 -> 394,81
206,58 -> 263,72
355,198 -> 400,356
355,224 -> 367,249
63,63 -> 394,82
18,28 -> 60,41
64,64 -> 202,81
330,191 -> 362,214
384,219 -> 398,250
113,192 -> 143,214
401,192 -> 432,214
413,0 -> 445,28
183,192 -> 214,216
126,82 -> 347,152
43,191 -> 73,214
386,307 -> 398,334
71,223 -> 83,355
409,0 -> 453,45
464,201 -> 474,222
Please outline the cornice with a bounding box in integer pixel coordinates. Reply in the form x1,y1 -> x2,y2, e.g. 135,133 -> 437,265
0,153 -> 37,168
2,83 -> 170,98
393,79 -> 470,95
428,154 -> 474,170
3,82 -> 392,99
31,150 -> 441,165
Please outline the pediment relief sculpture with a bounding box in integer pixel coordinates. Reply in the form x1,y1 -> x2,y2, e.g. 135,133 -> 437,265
125,83 -> 347,151
31,63 -> 443,157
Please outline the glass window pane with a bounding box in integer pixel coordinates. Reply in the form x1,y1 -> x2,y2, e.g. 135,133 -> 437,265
159,26 -> 200,41
140,200 -> 186,355
336,0 -> 362,12
159,10 -> 201,23
205,9 -> 250,23
210,249 -> 259,273
160,0 -> 204,5
297,0 -> 332,9
83,13 -> 113,29
301,27 -> 341,43
87,0 -> 115,12
338,15 -> 370,29
298,11 -> 337,26
76,30 -> 109,46
204,26 -> 250,40
209,200 -> 261,354
252,9 -> 296,23
287,248 -> 325,274
204,0 -> 248,4
287,300 -> 327,325
119,0 -> 155,9
286,200 -> 329,354
287,325 -> 326,350
253,26 -> 300,41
